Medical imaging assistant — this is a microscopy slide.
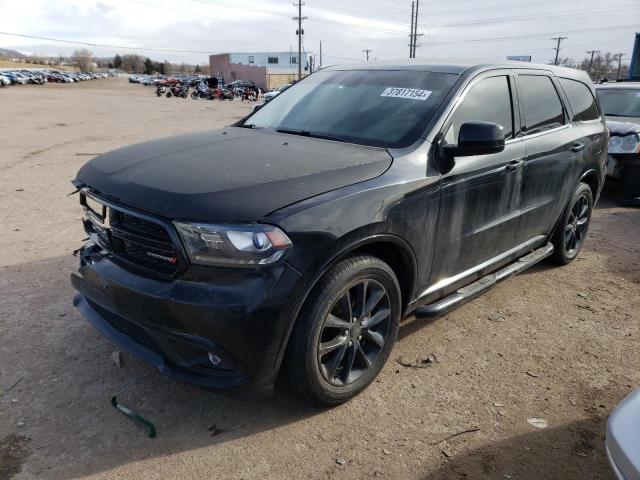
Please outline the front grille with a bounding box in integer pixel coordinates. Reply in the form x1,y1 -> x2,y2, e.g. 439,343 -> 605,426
81,191 -> 181,276
87,300 -> 161,353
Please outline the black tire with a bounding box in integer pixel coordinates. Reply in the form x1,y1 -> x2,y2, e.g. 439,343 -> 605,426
618,166 -> 640,206
166,91 -> 172,98
285,255 -> 401,405
191,91 -> 198,99
550,182 -> 593,265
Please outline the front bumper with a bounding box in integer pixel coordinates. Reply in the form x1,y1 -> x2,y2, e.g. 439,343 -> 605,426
607,154 -> 640,178
71,244 -> 302,390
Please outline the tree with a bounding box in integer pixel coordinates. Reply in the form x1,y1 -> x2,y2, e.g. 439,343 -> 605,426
121,54 -> 145,73
144,57 -> 154,74
113,54 -> 122,69
194,64 -> 201,74
72,49 -> 94,72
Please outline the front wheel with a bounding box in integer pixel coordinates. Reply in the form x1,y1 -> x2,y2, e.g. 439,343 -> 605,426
285,255 -> 401,405
166,91 -> 172,98
191,91 -> 198,99
550,182 -> 593,265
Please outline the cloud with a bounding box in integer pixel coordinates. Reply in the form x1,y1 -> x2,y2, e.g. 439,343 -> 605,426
0,0 -> 637,65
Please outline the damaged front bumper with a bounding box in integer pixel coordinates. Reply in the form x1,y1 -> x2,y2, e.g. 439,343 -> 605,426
71,243 -> 301,391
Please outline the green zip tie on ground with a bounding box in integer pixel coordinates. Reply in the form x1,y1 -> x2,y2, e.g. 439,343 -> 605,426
111,396 -> 157,438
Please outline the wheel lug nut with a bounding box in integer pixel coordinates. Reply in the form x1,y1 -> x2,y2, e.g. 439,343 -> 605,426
348,340 -> 353,346
343,330 -> 349,336
358,335 -> 362,340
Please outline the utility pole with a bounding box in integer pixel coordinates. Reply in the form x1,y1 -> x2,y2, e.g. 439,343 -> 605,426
615,53 -> 626,80
293,0 -> 307,80
551,36 -> 567,65
586,50 -> 600,79
319,40 -> 322,69
363,49 -> 373,61
412,0 -> 420,58
409,1 -> 415,58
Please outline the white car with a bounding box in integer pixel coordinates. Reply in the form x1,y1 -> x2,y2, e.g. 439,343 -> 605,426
0,75 -> 10,86
263,83 -> 292,103
606,389 -> 640,479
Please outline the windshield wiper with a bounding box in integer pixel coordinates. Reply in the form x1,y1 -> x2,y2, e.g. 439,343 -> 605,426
276,129 -> 348,143
241,123 -> 256,128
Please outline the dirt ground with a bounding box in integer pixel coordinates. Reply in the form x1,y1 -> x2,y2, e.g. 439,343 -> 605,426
0,78 -> 638,480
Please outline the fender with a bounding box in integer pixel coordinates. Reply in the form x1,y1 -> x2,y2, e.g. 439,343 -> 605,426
270,231 -> 417,377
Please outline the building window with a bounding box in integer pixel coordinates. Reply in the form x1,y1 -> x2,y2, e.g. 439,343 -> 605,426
290,56 -> 298,64
248,56 -> 254,64
268,57 -> 279,64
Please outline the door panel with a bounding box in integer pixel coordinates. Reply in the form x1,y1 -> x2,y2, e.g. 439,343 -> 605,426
428,72 -> 526,295
515,73 -> 584,243
429,140 -> 526,288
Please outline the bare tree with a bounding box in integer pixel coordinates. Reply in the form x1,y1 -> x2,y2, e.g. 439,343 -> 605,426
71,49 -> 94,72
121,54 -> 145,73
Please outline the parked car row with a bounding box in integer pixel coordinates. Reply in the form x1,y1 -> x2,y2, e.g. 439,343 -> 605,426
0,69 -> 118,87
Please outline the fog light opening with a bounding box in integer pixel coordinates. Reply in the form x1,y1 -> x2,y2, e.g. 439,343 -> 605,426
208,352 -> 222,367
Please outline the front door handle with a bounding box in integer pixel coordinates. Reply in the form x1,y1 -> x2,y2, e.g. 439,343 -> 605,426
505,159 -> 524,171
570,143 -> 586,152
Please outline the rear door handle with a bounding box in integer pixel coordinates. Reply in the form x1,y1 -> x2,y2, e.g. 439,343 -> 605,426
570,143 -> 585,152
505,159 -> 524,171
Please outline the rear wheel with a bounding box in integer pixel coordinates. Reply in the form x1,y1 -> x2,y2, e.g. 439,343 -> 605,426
285,255 -> 401,405
165,91 -> 172,98
550,182 -> 593,265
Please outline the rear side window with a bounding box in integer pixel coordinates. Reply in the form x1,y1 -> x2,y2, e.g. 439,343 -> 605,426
518,75 -> 565,135
559,78 -> 600,121
449,75 -> 514,142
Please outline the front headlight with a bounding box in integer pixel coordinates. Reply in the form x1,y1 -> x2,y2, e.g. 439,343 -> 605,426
174,222 -> 292,267
609,134 -> 640,154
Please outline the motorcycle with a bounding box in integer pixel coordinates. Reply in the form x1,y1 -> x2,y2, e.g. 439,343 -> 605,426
191,84 -> 214,100
213,87 -> 234,100
166,84 -> 189,98
155,84 -> 166,97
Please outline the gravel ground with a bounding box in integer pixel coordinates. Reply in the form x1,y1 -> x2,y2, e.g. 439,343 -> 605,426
0,78 -> 638,480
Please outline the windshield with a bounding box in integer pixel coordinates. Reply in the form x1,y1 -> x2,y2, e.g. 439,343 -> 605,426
597,88 -> 640,118
246,69 -> 458,148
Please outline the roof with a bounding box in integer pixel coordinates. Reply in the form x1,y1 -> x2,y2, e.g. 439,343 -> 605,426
322,57 -> 589,79
596,81 -> 640,89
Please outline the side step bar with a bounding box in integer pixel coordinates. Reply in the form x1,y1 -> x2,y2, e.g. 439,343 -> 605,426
414,242 -> 554,319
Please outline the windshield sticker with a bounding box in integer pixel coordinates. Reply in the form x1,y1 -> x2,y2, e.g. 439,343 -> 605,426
381,87 -> 432,101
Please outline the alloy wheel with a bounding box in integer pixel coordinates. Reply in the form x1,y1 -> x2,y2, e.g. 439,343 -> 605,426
564,194 -> 590,255
317,279 -> 391,386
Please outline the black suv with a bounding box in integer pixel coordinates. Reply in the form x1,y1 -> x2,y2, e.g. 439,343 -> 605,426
72,60 -> 607,404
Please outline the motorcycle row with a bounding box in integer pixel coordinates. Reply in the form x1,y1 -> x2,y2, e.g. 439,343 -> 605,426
155,81 -> 259,101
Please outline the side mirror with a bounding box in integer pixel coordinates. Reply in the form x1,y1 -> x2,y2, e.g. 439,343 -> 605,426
251,104 -> 263,114
440,121 -> 505,159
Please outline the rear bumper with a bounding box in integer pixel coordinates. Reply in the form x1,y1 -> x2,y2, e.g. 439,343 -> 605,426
71,244 -> 302,390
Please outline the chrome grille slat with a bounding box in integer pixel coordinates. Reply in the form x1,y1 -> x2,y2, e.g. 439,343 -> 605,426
80,191 -> 180,276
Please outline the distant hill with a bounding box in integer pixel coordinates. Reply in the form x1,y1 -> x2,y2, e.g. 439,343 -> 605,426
0,48 -> 26,59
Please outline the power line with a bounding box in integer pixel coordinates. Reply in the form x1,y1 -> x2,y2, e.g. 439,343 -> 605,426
0,31 -> 215,54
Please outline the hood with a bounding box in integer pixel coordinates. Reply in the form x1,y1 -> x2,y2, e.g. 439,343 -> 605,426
606,116 -> 640,135
75,127 -> 392,222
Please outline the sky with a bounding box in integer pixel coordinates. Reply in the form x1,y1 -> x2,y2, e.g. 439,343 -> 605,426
0,0 -> 638,66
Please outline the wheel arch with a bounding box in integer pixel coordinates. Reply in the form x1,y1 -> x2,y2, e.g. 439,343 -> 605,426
273,233 -> 417,377
580,168 -> 601,201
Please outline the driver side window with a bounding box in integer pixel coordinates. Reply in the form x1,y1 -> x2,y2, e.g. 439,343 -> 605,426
445,75 -> 515,144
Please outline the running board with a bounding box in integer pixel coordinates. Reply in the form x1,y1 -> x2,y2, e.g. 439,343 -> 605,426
414,242 -> 554,319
